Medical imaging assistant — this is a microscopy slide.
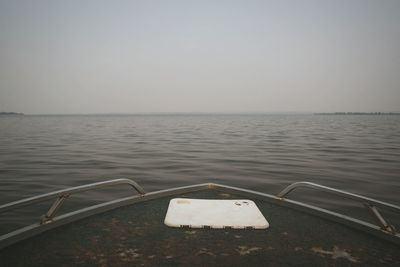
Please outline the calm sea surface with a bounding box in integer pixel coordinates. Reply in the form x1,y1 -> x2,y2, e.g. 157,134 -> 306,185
1,114 -> 400,233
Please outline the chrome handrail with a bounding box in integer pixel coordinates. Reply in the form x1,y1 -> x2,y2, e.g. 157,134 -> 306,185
0,178 -> 145,224
277,182 -> 400,234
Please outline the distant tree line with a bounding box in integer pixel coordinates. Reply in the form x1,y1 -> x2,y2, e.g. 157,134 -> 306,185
314,112 -> 400,115
0,112 -> 24,115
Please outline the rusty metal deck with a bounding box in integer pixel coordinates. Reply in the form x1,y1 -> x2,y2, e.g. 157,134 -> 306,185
1,189 -> 399,267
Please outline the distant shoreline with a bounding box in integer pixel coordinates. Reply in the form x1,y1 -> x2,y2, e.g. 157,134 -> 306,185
1,112 -> 399,116
0,112 -> 24,115
314,112 -> 400,115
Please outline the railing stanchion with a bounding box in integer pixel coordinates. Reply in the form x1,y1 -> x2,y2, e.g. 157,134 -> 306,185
0,178 -> 146,225
278,181 -> 400,235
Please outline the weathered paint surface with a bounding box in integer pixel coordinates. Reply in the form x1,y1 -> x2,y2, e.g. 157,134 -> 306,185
0,190 -> 399,266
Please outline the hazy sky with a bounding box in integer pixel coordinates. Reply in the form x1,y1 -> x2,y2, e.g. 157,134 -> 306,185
0,0 -> 399,114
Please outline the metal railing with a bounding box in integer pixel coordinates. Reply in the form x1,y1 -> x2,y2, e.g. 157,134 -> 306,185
1,179 -> 399,235
0,179 -> 145,224
277,182 -> 400,234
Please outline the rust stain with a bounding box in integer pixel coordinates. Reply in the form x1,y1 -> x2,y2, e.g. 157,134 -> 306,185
311,246 -> 358,263
237,246 -> 262,256
197,248 -> 216,257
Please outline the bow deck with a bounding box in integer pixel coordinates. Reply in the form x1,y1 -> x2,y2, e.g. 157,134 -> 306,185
1,189 -> 399,267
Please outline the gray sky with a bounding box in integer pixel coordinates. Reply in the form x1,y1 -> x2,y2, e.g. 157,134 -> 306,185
0,0 -> 399,114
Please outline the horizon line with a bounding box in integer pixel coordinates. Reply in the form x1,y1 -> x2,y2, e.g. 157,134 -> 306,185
7,111 -> 400,116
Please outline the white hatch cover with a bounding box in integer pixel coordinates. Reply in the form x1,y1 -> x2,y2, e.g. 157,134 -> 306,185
164,198 -> 269,229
